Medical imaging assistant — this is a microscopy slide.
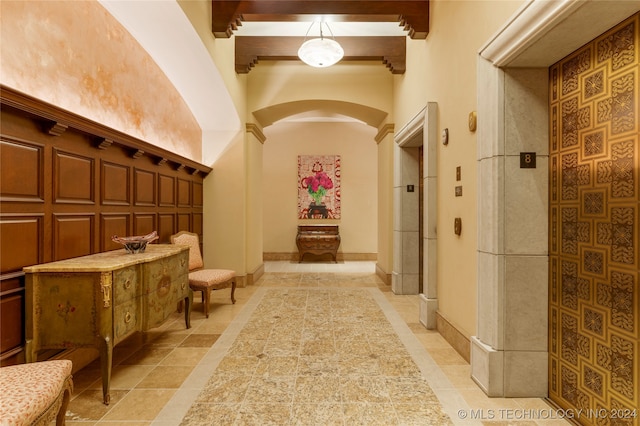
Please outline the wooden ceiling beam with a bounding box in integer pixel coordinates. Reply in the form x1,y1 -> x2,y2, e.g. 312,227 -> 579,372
213,1 -> 429,39
235,36 -> 406,74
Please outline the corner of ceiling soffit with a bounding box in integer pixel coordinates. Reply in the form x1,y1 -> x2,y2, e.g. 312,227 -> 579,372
210,0 -> 429,74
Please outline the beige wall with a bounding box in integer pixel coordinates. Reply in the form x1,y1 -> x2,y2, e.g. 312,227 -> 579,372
203,133 -> 246,274
247,62 -> 393,120
0,0 -> 202,161
178,0 -> 247,127
377,129 -> 395,275
178,0 -> 257,275
393,1 -> 525,338
263,122 -> 378,255
246,132 -> 264,273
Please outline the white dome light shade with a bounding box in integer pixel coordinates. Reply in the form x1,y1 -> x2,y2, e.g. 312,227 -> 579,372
297,38 -> 344,67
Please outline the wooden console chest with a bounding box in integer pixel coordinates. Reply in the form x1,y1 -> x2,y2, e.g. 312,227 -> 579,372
296,225 -> 341,262
23,245 -> 191,405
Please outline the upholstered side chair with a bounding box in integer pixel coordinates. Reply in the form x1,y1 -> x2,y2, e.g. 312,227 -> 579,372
170,231 -> 236,318
0,359 -> 73,426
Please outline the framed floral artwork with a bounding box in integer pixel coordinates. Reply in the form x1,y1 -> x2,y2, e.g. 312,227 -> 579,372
298,155 -> 341,219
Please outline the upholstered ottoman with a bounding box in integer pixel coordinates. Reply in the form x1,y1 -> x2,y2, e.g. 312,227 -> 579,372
0,360 -> 73,426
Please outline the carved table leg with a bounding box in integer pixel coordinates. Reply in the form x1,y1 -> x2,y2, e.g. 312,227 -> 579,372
184,290 -> 193,329
99,336 -> 113,405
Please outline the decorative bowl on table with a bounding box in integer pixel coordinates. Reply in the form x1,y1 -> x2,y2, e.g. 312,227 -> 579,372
111,231 -> 159,254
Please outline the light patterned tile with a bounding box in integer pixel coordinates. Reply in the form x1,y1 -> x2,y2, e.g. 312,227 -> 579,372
180,402 -> 239,425
66,264 -> 564,425
255,355 -> 299,376
195,374 -> 252,403
334,337 -> 371,356
395,402 -> 454,425
263,338 -> 301,356
227,337 -> 267,356
293,376 -> 342,403
338,355 -> 380,376
290,403 -> 344,425
214,355 -> 260,376
297,355 -> 341,376
235,403 -> 292,424
377,355 -> 422,377
340,376 -> 391,403
244,376 -> 296,404
300,338 -> 336,356
343,402 -> 399,425
385,377 -> 438,403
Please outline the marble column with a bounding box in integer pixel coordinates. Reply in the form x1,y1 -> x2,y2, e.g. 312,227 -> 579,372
472,59 -> 549,397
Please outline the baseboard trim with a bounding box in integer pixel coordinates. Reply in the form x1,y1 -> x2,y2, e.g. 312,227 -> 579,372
262,252 -> 377,262
436,312 -> 471,363
375,263 -> 391,285
247,263 -> 264,286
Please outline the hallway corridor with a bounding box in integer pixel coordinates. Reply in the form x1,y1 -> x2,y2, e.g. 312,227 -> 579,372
62,262 -> 570,425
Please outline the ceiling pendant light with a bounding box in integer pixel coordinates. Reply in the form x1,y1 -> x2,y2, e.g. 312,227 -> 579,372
297,22 -> 344,68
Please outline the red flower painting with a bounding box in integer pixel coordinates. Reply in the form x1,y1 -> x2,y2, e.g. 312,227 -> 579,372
298,155 -> 341,219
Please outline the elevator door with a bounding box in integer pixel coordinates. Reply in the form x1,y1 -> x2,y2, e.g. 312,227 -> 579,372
548,13 -> 639,424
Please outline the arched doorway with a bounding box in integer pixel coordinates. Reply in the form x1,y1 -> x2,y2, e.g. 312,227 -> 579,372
253,101 -> 392,273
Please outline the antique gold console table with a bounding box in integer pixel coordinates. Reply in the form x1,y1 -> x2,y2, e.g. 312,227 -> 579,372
23,245 -> 191,405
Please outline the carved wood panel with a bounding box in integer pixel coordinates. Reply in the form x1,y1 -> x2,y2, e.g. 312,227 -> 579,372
133,213 -> 157,237
134,168 -> 156,206
159,174 -> 176,207
158,213 -> 177,244
178,213 -> 191,233
193,181 -> 203,207
102,161 -> 130,205
549,13 -> 639,424
0,216 -> 42,274
0,138 -> 43,202
100,213 -> 130,252
0,87 -> 210,363
178,178 -> 191,207
53,149 -> 95,204
53,214 -> 94,260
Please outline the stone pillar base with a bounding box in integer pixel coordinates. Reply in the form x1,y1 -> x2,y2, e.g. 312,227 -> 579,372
419,294 -> 437,329
471,336 -> 504,397
391,272 -> 401,294
471,336 -> 548,397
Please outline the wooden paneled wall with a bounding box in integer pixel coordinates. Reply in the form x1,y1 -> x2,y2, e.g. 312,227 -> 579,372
0,86 -> 211,363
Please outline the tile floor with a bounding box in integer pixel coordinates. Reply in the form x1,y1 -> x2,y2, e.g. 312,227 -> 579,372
176,286 -> 453,425
61,261 -> 571,425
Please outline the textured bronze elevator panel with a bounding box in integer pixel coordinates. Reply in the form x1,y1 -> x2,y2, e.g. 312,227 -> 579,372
549,13 -> 639,425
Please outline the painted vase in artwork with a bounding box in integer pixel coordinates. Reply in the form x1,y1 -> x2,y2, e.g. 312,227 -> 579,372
303,170 -> 333,218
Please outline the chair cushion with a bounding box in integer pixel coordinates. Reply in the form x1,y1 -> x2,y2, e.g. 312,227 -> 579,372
189,269 -> 235,290
0,360 -> 72,426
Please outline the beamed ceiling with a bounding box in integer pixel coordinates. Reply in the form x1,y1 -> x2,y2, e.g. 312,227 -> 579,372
211,1 -> 430,74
